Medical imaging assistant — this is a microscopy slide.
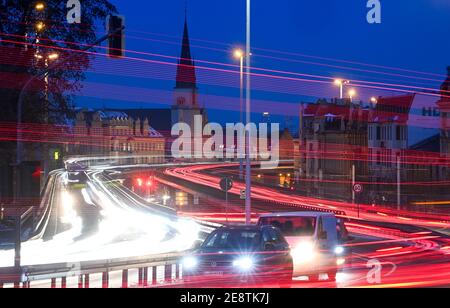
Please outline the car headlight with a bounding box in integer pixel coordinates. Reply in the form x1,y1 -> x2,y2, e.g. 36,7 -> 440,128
233,256 -> 254,271
334,246 -> 345,255
182,256 -> 198,269
291,241 -> 315,263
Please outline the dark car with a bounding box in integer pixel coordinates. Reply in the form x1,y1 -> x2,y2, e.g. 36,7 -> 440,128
182,225 -> 293,287
66,162 -> 89,186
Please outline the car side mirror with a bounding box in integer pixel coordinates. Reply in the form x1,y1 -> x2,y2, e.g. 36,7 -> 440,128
265,242 -> 276,251
319,231 -> 328,240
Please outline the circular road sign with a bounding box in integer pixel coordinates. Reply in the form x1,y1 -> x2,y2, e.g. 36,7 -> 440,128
220,177 -> 233,192
353,183 -> 363,194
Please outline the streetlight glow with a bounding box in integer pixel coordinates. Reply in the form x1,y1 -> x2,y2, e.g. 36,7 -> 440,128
36,22 -> 45,31
334,79 -> 350,99
48,53 -> 59,60
234,49 -> 244,59
35,2 -> 45,11
349,89 -> 356,101
371,96 -> 378,104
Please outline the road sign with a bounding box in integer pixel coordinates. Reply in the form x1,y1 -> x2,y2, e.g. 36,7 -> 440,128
353,183 -> 363,194
240,189 -> 246,200
220,177 -> 233,192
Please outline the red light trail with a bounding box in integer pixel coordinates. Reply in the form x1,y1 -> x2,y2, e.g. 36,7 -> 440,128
161,163 -> 450,288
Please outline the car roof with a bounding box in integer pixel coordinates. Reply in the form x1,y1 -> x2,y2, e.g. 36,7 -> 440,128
217,224 -> 272,232
258,211 -> 335,219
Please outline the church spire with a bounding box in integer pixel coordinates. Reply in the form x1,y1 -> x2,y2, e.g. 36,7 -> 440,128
175,11 -> 197,89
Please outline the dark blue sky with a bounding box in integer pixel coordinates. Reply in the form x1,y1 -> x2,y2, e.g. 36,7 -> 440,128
78,0 -> 450,129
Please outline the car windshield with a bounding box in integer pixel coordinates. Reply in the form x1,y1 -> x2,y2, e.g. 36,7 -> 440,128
202,229 -> 261,250
259,217 -> 317,237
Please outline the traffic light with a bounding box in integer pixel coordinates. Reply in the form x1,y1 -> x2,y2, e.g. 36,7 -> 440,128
54,150 -> 60,161
107,15 -> 125,58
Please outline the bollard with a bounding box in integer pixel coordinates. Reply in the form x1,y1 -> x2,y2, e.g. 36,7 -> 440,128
143,268 -> 148,287
84,274 -> 89,289
61,277 -> 67,289
138,268 -> 143,286
122,269 -> 128,288
51,278 -> 56,289
175,264 -> 180,280
152,266 -> 157,285
102,272 -> 109,289
164,264 -> 172,283
78,275 -> 83,288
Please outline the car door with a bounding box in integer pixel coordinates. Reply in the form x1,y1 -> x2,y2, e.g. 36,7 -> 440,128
262,227 -> 291,273
317,217 -> 338,267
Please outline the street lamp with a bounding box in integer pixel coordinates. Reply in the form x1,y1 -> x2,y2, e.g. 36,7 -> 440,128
234,48 -> 245,180
234,49 -> 244,60
47,53 -> 59,61
334,79 -> 350,99
35,2 -> 45,11
36,22 -> 45,31
370,96 -> 378,104
245,0 -> 251,225
348,89 -> 356,102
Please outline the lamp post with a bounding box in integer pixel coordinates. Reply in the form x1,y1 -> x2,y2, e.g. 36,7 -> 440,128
334,79 -> 350,99
234,49 -> 244,180
245,0 -> 252,225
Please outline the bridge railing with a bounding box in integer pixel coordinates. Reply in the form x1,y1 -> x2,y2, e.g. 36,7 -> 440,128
0,251 -> 186,288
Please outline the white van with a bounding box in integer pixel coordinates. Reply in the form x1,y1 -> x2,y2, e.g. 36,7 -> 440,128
258,212 -> 346,281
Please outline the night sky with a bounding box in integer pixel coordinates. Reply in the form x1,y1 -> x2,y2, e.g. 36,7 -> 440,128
77,0 -> 450,136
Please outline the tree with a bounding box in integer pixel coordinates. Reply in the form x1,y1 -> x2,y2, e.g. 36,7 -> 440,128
0,0 -> 117,125
0,0 -> 117,197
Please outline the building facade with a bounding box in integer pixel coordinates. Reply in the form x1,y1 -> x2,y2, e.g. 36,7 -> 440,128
296,98 -> 369,201
438,67 -> 450,158
72,110 -> 165,164
368,92 -> 447,206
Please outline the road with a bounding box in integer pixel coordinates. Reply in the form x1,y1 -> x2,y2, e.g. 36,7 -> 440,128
0,167 -> 206,268
1,160 -> 449,288
161,163 -> 450,288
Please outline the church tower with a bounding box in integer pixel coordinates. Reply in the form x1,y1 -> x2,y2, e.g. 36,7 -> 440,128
171,12 -> 207,129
